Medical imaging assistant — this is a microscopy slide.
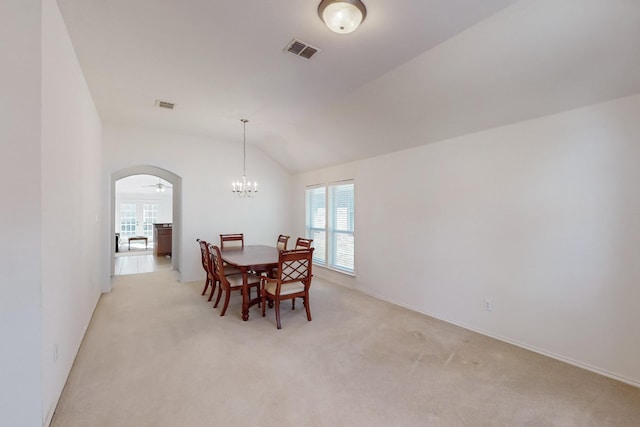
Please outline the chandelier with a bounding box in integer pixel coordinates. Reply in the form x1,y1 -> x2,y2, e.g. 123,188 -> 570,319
318,0 -> 367,34
232,119 -> 258,198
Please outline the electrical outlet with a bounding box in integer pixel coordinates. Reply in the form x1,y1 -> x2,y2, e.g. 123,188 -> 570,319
484,298 -> 493,312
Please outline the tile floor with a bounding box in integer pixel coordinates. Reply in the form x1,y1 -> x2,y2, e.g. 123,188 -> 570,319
114,252 -> 172,275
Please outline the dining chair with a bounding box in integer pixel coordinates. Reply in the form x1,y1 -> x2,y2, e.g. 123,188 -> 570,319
197,241 -> 231,303
220,233 -> 244,250
256,234 -> 290,277
261,248 -> 314,329
209,243 -> 260,316
284,238 -> 314,309
295,237 -> 313,249
277,234 -> 290,251
196,239 -> 215,296
198,239 -> 240,301
219,233 -> 243,276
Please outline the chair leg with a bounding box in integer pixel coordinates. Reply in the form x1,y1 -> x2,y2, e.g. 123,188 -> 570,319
275,299 -> 281,329
261,290 -> 267,317
207,281 -> 216,302
292,298 -> 295,310
201,277 -> 210,295
214,284 -> 223,308
304,296 -> 312,321
220,289 -> 231,316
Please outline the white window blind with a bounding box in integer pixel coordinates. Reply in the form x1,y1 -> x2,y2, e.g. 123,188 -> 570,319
305,181 -> 354,274
306,187 -> 326,264
329,183 -> 354,272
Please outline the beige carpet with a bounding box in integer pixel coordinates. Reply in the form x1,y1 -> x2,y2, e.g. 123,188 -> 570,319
51,270 -> 640,427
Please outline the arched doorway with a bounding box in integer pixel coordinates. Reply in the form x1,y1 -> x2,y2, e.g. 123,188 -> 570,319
109,166 -> 182,287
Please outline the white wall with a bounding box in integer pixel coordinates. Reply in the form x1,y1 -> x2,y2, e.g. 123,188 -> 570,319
293,93 -> 640,387
41,0 -> 103,424
0,1 -> 43,425
102,125 -> 293,284
0,1 -> 100,425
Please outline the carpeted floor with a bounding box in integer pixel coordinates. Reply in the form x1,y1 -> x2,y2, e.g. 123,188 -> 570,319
51,270 -> 640,426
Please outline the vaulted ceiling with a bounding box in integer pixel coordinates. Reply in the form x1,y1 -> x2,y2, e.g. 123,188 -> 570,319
57,0 -> 640,173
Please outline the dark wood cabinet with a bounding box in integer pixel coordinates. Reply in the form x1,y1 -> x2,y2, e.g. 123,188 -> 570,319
154,223 -> 172,256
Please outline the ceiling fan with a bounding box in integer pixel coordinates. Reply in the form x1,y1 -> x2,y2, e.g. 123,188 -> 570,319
142,178 -> 172,192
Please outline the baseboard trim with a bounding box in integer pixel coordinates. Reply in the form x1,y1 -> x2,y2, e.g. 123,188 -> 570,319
44,290 -> 102,427
331,282 -> 640,389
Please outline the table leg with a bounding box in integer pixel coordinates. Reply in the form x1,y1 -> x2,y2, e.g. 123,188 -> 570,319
241,268 -> 250,321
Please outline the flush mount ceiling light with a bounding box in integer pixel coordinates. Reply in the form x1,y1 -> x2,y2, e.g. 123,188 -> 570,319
318,0 -> 367,34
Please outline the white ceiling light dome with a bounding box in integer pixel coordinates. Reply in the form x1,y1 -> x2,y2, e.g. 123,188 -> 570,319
318,0 -> 367,34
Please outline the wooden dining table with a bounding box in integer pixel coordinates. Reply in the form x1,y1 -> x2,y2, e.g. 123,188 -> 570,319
221,245 -> 279,321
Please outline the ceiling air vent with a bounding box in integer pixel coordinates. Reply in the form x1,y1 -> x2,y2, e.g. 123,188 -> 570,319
155,99 -> 175,109
285,39 -> 320,60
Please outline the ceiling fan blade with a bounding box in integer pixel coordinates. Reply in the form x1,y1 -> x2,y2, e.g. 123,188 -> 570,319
141,184 -> 172,188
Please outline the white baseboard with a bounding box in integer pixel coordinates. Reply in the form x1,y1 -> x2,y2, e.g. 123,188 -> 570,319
329,281 -> 640,389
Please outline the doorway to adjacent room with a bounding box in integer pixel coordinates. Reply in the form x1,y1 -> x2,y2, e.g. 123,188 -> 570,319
110,167 -> 181,279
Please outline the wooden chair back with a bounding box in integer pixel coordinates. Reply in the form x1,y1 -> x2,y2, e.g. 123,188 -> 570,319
295,237 -> 313,249
276,234 -> 290,251
209,244 -> 227,283
197,239 -> 210,273
197,239 -> 218,297
273,248 -> 314,293
220,233 -> 244,250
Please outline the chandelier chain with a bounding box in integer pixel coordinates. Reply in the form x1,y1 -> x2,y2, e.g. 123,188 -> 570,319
232,118 -> 257,198
242,118 -> 247,177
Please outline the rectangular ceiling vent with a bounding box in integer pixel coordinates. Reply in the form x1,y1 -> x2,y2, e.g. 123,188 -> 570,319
285,39 -> 320,60
155,99 -> 175,109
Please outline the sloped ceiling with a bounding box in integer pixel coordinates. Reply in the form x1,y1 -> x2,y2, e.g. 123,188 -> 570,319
57,0 -> 640,173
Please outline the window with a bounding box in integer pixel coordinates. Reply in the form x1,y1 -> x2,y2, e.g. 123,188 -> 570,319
119,202 -> 158,239
119,204 -> 137,238
306,187 -> 326,265
305,181 -> 354,274
142,204 -> 158,238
